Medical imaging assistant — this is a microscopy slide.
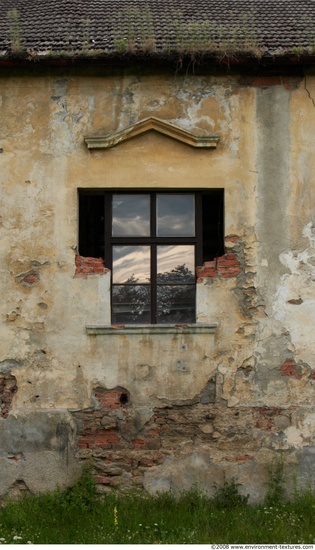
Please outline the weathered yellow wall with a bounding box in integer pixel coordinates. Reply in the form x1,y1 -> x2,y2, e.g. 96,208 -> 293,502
0,68 -> 314,499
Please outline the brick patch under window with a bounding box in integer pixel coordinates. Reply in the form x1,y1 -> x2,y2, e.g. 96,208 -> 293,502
0,374 -> 18,418
74,255 -> 110,278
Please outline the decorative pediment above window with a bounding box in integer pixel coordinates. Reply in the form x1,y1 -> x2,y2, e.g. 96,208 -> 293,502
84,117 -> 220,149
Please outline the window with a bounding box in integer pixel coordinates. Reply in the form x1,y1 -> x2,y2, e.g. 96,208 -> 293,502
79,190 -> 224,324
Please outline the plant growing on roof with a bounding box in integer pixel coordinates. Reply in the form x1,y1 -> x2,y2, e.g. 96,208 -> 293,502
81,18 -> 92,54
7,8 -> 22,53
113,5 -> 156,54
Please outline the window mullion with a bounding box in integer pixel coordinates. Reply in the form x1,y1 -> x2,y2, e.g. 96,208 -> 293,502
151,244 -> 157,324
151,195 -> 157,323
104,192 -> 112,269
151,192 -> 156,237
195,192 -> 203,268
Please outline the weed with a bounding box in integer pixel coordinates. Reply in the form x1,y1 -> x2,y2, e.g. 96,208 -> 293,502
265,456 -> 286,506
0,476 -> 315,543
81,18 -> 92,54
57,467 -> 96,513
213,477 -> 249,509
113,5 -> 156,54
7,8 -> 22,53
111,6 -> 262,59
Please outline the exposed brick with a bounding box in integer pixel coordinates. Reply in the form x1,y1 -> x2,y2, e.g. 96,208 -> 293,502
243,76 -> 282,87
234,455 -> 254,462
225,235 -> 240,243
218,259 -> 239,267
282,76 -> 303,90
74,386 -> 133,453
73,401 -> 301,492
0,374 -> 18,418
220,269 -> 242,278
18,270 -> 40,287
280,359 -> 302,380
197,248 -> 242,281
258,407 -> 282,416
240,76 -> 302,90
132,438 -> 145,446
94,476 -> 111,485
74,255 -> 110,278
223,253 -> 238,261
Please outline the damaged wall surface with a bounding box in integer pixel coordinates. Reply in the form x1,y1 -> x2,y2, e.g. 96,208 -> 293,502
0,66 -> 315,501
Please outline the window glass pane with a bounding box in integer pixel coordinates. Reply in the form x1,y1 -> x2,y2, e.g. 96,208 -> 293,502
113,246 -> 150,284
112,285 -> 150,324
112,194 -> 150,236
157,194 -> 195,236
157,245 -> 195,283
157,285 -> 195,324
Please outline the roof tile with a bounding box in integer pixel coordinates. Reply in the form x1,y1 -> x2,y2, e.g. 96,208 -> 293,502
0,0 -> 315,62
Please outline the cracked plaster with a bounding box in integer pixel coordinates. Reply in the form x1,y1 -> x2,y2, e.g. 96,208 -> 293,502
0,70 -> 314,498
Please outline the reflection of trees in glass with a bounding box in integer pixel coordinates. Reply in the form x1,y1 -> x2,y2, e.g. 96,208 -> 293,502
112,278 -> 150,321
112,264 -> 195,323
157,263 -> 194,284
157,264 -> 195,322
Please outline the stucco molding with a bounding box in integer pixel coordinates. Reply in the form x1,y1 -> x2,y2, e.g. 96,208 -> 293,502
86,324 -> 218,335
84,117 -> 220,149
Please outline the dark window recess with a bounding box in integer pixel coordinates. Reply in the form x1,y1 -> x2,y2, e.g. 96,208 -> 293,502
79,192 -> 105,258
78,189 -> 224,324
202,191 -> 224,262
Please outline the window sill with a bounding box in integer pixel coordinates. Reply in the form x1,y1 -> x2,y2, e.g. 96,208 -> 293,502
86,324 -> 218,335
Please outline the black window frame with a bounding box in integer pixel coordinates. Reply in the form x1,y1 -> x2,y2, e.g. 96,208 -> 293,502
78,189 -> 224,325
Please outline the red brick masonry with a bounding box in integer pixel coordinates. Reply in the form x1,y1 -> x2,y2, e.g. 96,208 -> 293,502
73,387 -> 298,491
197,253 -> 242,281
74,255 -> 110,278
0,374 -> 18,418
197,237 -> 242,282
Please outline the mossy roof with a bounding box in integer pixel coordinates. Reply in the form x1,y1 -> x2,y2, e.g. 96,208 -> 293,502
0,0 -> 315,66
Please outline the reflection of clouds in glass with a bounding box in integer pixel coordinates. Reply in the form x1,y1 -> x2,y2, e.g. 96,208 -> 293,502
112,195 -> 150,236
113,246 -> 150,283
157,194 -> 195,236
157,245 -> 194,274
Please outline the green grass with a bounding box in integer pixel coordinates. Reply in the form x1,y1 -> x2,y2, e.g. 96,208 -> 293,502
0,475 -> 315,544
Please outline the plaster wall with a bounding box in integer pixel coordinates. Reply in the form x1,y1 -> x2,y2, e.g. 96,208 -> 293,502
0,68 -> 314,500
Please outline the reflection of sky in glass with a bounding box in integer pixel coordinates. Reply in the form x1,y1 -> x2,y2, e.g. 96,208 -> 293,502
157,194 -> 195,236
113,245 -> 195,284
112,195 -> 150,236
157,245 -> 194,278
113,246 -> 150,283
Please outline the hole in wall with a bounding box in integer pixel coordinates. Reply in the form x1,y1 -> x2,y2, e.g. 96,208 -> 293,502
119,393 -> 129,405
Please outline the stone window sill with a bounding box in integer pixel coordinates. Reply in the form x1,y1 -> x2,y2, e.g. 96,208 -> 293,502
86,324 -> 218,335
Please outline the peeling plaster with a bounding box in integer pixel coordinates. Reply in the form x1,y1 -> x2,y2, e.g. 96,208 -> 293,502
0,70 -> 315,498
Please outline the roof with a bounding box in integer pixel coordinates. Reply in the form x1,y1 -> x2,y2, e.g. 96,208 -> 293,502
0,0 -> 315,66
